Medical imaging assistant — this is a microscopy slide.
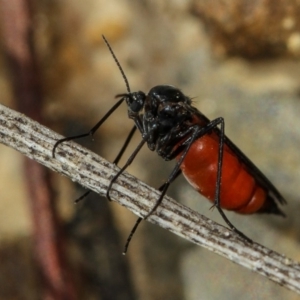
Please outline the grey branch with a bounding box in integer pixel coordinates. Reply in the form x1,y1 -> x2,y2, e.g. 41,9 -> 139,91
0,103 -> 299,294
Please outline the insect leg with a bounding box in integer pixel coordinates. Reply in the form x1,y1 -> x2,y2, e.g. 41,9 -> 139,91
157,117 -> 252,241
106,138 -> 146,201
74,191 -> 91,204
213,118 -> 252,242
158,170 -> 182,192
74,125 -> 137,204
113,125 -> 137,165
54,35 -> 133,158
52,97 -> 125,158
122,218 -> 142,254
162,117 -> 252,241
124,122 -> 221,254
123,169 -> 182,254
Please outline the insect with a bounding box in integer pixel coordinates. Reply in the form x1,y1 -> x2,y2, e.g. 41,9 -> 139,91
53,36 -> 286,253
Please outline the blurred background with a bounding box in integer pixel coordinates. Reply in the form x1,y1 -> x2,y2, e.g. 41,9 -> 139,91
0,0 -> 300,299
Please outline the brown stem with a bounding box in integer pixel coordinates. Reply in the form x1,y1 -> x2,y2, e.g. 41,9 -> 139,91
0,1 -> 76,299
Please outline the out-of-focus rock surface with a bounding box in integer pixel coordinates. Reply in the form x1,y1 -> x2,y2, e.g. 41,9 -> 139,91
192,0 -> 300,58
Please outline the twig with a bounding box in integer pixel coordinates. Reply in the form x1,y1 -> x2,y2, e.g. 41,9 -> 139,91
0,103 -> 300,294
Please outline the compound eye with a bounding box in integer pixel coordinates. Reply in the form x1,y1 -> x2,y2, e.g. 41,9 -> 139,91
127,91 -> 145,113
130,100 -> 142,112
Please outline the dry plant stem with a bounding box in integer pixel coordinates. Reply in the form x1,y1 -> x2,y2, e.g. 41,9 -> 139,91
0,0 -> 77,298
0,103 -> 300,295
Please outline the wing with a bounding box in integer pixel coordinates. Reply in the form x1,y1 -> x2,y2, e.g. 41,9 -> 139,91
223,134 -> 286,206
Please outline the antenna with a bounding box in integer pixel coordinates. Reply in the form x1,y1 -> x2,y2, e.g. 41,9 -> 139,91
102,35 -> 131,94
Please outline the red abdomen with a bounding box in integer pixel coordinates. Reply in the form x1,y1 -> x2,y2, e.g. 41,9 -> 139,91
178,133 -> 267,214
